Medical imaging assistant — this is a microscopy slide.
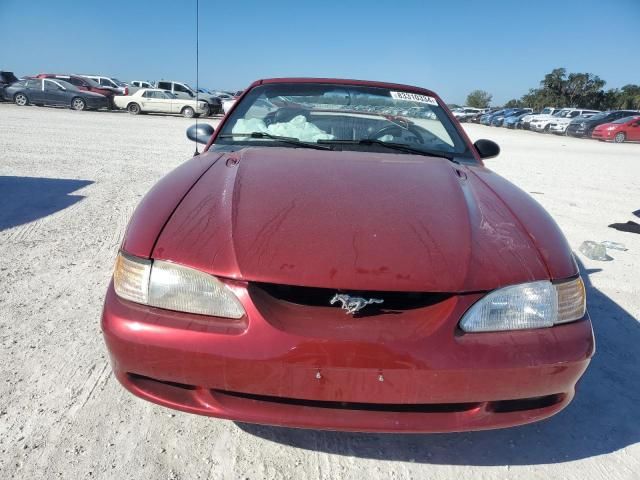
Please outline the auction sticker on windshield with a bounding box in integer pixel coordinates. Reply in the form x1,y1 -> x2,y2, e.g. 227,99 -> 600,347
390,91 -> 438,106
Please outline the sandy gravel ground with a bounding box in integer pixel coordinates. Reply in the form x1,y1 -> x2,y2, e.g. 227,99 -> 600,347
0,103 -> 638,480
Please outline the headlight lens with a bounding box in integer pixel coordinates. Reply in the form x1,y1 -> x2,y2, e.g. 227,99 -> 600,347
606,126 -> 617,130
113,252 -> 245,318
459,278 -> 585,332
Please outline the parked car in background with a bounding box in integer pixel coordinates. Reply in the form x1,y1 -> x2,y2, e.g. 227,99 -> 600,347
530,108 -> 600,133
549,112 -> 599,135
480,109 -> 506,125
566,110 -> 639,138
4,78 -> 110,110
591,115 -> 640,143
469,108 -> 498,123
503,111 -> 534,129
1,71 -> 19,101
222,97 -> 237,114
221,90 -> 246,114
211,90 -> 234,100
113,88 -> 208,117
520,107 -> 562,130
491,108 -> 532,127
131,81 -> 154,88
156,80 -> 222,115
78,75 -> 127,95
36,74 -> 116,108
452,107 -> 482,122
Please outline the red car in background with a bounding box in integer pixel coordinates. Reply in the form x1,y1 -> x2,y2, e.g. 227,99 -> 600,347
102,78 -> 594,433
36,74 -> 115,108
591,115 -> 640,143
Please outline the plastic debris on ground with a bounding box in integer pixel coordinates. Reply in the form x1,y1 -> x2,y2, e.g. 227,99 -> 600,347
600,241 -> 628,251
579,241 -> 612,261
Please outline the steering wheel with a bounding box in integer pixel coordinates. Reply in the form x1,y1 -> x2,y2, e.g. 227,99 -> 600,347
369,123 -> 425,144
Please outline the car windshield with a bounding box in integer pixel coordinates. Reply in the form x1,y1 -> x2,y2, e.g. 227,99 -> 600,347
53,79 -> 78,91
83,77 -> 100,87
587,112 -> 609,121
612,115 -> 639,124
215,83 -> 470,157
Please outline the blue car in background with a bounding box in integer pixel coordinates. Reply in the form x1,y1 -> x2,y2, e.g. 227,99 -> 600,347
481,109 -> 506,125
490,108 -> 531,126
503,110 -> 534,129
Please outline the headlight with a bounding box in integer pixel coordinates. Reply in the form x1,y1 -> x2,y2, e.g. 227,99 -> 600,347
459,278 -> 585,332
606,126 -> 617,131
113,252 -> 245,318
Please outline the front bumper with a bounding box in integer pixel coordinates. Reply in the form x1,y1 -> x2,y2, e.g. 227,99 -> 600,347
102,282 -> 594,432
530,123 -> 549,132
548,123 -> 568,135
591,129 -> 613,140
566,125 -> 589,137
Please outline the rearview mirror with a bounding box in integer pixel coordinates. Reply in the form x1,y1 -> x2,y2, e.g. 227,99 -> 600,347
474,139 -> 500,159
187,123 -> 214,144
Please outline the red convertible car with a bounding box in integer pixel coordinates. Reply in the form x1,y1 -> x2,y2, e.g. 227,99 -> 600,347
591,115 -> 640,143
102,78 -> 594,432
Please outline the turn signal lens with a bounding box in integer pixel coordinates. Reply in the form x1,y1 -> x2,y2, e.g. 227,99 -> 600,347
556,277 -> 586,324
113,253 -> 151,304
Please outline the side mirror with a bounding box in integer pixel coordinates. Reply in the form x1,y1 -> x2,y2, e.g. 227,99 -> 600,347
474,139 -> 500,159
187,123 -> 214,144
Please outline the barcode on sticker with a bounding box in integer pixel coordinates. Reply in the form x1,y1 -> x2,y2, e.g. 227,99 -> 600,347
390,91 -> 438,106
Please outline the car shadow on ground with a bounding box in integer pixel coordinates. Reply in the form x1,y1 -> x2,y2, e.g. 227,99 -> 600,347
0,176 -> 93,231
237,258 -> 639,465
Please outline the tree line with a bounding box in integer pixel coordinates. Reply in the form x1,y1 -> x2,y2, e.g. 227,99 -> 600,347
465,68 -> 640,111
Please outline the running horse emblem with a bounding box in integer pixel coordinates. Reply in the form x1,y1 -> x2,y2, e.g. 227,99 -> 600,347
330,294 -> 384,315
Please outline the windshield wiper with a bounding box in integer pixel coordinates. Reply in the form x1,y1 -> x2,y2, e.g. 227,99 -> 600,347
218,132 -> 331,150
317,139 -> 457,162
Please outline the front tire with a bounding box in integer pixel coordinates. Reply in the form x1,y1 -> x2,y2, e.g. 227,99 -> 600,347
71,97 -> 86,111
14,93 -> 28,106
127,103 -> 141,115
182,106 -> 195,118
614,132 -> 626,143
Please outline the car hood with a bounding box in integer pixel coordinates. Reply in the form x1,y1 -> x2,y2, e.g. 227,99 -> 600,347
152,147 -> 563,293
593,122 -> 618,130
530,114 -> 554,121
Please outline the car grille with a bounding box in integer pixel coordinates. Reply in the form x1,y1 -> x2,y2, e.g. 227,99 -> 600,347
250,282 -> 451,312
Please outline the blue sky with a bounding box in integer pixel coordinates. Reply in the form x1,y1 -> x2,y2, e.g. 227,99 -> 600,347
1,0 -> 638,105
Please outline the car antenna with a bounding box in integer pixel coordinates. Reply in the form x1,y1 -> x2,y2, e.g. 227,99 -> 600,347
193,0 -> 200,156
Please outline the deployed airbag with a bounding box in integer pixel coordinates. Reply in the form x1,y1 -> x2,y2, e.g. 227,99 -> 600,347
232,115 -> 334,142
